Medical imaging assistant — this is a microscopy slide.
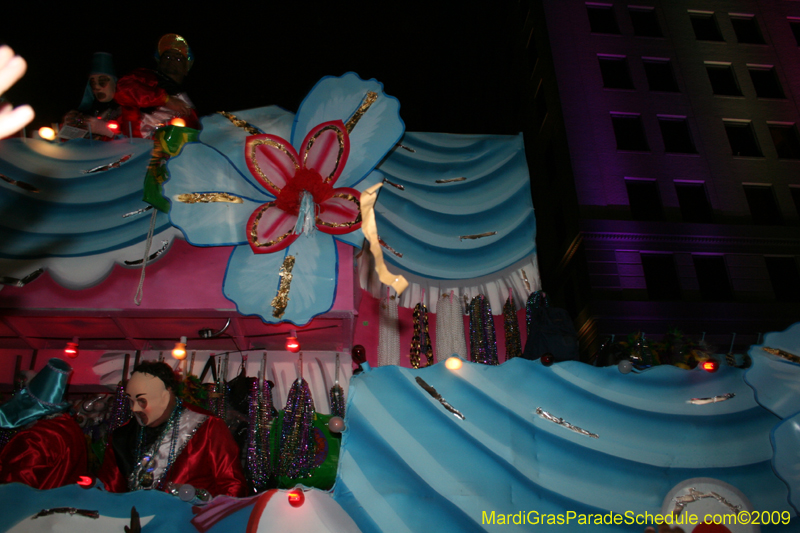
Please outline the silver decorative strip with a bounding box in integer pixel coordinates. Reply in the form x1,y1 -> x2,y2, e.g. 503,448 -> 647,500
0,268 -> 44,287
672,488 -> 742,516
124,240 -> 169,266
435,177 -> 466,183
122,205 -> 154,218
415,377 -> 465,420
689,393 -> 735,405
459,231 -> 497,241
382,178 -> 404,190
0,173 -> 39,193
83,154 -> 133,174
398,144 -> 416,153
535,407 -> 599,439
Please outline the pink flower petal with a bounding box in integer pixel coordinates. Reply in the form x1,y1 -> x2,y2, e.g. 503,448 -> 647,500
299,120 -> 350,186
246,201 -> 299,254
245,135 -> 300,196
316,187 -> 362,235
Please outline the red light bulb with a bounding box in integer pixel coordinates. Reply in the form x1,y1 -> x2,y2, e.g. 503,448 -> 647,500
701,360 -> 719,373
107,121 -> 119,131
286,336 -> 300,353
288,489 -> 304,507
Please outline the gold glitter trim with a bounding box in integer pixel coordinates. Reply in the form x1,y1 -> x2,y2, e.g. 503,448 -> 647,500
459,231 -> 497,241
317,193 -> 361,228
247,139 -> 299,194
345,91 -> 378,134
176,192 -> 244,204
271,255 -> 296,318
217,111 -> 262,136
436,177 -> 466,183
303,125 -> 345,182
250,202 -> 294,247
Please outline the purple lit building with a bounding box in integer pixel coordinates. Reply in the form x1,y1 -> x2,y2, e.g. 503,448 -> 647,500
523,0 -> 800,355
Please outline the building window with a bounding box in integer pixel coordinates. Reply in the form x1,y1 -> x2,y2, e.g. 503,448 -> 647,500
629,6 -> 662,37
706,63 -> 741,96
765,256 -> 800,302
612,114 -> 649,151
693,255 -> 732,301
743,184 -> 783,225
789,18 -> 800,46
724,120 -> 762,157
675,181 -> 713,223
641,253 -> 681,301
748,66 -> 784,99
690,11 -> 723,41
730,14 -> 765,44
768,123 -> 800,159
625,178 -> 664,221
643,58 -> 678,92
598,55 -> 634,89
659,116 -> 696,154
587,4 -> 620,34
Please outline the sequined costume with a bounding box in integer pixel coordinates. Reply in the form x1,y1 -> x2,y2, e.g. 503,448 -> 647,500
0,413 -> 87,489
115,68 -> 200,138
98,403 -> 247,497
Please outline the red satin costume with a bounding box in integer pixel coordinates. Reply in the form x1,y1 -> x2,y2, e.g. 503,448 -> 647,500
0,414 -> 87,489
98,404 -> 248,498
115,68 -> 200,138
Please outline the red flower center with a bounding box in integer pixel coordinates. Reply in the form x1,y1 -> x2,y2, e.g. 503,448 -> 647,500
275,168 -> 334,216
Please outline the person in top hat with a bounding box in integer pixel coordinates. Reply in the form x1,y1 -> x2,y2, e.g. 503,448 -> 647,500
98,361 -> 247,497
115,34 -> 200,138
62,52 -> 121,140
0,358 -> 87,489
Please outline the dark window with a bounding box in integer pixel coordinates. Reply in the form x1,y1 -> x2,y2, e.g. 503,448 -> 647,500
731,16 -> 765,44
749,67 -> 784,98
587,4 -> 620,34
598,56 -> 634,89
706,64 -> 742,96
743,185 -> 783,225
769,124 -> 800,159
641,253 -> 681,300
675,182 -> 714,223
724,121 -> 762,157
626,179 -> 664,221
693,255 -> 732,301
659,117 -> 696,154
643,59 -> 679,92
612,114 -> 649,151
629,7 -> 662,37
790,19 -> 800,46
791,187 -> 800,218
690,12 -> 723,41
765,257 -> 800,302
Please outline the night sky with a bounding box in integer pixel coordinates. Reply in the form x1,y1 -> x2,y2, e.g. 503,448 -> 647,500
3,3 -> 526,135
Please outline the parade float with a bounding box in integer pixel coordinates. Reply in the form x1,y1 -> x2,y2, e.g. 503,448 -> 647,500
0,73 -> 797,532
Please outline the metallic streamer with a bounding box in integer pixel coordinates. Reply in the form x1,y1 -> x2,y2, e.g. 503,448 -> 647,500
175,192 -> 243,204
415,377 -> 465,420
0,268 -> 44,288
468,295 -> 498,365
435,177 -> 466,183
672,487 -> 742,516
503,296 -> 522,360
271,255 -> 296,319
329,353 -> 346,417
460,231 -> 497,241
688,393 -> 735,405
124,240 -> 169,266
398,144 -> 416,152
382,178 -> 404,190
0,173 -> 39,193
535,407 -> 598,439
278,378 -> 317,478
83,154 -> 133,173
345,91 -> 378,133
122,205 -> 153,218
378,238 -> 403,258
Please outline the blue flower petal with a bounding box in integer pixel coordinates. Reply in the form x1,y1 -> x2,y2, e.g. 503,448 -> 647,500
199,106 -> 295,173
223,234 -> 337,326
166,142 -> 273,246
292,73 -> 404,189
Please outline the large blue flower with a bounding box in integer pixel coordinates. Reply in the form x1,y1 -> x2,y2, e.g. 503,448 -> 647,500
164,73 -> 404,325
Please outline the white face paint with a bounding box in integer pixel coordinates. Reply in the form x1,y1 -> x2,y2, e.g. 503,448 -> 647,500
88,74 -> 116,103
126,372 -> 173,427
